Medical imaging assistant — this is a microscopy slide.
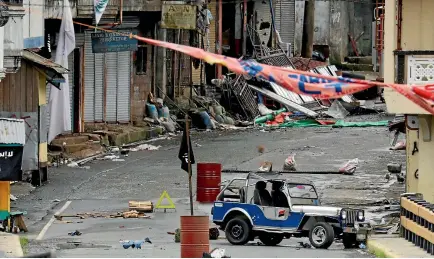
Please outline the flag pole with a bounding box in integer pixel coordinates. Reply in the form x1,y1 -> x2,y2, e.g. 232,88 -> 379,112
185,114 -> 194,216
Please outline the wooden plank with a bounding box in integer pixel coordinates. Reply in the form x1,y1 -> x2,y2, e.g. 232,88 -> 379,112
26,64 -> 33,112
3,69 -> 10,111
129,201 -> 153,212
20,63 -> 26,111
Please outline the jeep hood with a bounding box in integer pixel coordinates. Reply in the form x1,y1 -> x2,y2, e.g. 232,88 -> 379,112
292,205 -> 342,217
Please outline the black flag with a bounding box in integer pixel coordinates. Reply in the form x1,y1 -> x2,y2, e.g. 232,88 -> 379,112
178,125 -> 195,173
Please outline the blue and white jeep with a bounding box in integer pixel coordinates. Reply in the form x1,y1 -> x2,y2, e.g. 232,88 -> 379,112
211,173 -> 371,249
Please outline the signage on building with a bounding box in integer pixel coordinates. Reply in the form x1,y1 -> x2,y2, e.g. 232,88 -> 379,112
161,4 -> 197,30
0,145 -> 23,181
91,32 -> 138,53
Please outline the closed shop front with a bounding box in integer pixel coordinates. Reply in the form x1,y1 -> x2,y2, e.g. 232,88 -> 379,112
83,30 -> 132,123
274,0 -> 296,52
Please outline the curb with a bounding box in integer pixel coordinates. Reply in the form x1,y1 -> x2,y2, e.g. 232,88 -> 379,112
367,239 -> 399,258
0,233 -> 24,257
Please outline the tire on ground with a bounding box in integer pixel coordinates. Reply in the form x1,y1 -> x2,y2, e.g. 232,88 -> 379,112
308,222 -> 335,249
259,234 -> 284,246
225,216 -> 251,245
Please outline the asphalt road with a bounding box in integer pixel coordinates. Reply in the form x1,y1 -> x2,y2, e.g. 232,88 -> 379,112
11,115 -> 404,257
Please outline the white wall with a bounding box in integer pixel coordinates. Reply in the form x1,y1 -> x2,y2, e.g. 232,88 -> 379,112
23,0 -> 44,48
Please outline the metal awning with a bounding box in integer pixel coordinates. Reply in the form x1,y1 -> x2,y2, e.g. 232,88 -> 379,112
22,50 -> 68,89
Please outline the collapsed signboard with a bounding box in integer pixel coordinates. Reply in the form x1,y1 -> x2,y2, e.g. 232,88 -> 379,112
91,32 -> 138,53
0,145 -> 23,181
161,4 -> 197,30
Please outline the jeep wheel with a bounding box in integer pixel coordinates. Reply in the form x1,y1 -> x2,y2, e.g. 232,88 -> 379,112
225,217 -> 251,245
308,222 -> 335,249
259,234 -> 284,246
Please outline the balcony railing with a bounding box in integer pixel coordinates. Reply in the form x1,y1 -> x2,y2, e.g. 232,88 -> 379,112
3,0 -> 23,6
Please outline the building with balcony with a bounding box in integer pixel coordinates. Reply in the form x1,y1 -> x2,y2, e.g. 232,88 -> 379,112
383,0 -> 434,202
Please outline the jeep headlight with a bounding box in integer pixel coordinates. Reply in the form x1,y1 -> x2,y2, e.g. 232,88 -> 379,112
341,210 -> 347,219
357,210 -> 365,221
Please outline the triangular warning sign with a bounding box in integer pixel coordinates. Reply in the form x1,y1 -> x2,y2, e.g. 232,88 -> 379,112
155,190 -> 176,209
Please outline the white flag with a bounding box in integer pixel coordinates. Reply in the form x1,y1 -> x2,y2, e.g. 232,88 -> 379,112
47,0 -> 76,144
94,0 -> 109,25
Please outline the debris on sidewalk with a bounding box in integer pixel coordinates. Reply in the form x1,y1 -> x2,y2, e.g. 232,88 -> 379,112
128,201 -> 153,212
55,211 -> 151,221
338,158 -> 359,175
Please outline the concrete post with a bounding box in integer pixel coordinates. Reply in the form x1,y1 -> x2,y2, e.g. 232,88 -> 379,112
156,23 -> 167,98
301,0 -> 315,58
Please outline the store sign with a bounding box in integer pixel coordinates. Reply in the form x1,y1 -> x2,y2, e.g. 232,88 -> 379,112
0,146 -> 23,181
91,32 -> 138,53
161,4 -> 197,30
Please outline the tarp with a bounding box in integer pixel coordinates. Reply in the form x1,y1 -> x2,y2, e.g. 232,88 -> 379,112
260,119 -> 389,128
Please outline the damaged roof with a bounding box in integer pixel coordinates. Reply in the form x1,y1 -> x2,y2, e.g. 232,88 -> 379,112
22,50 -> 68,88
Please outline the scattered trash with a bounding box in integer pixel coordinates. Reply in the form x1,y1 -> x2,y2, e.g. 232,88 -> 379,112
387,163 -> 402,174
209,227 -> 220,240
257,145 -> 265,154
112,158 -> 125,162
397,173 -> 405,183
283,154 -> 297,171
120,240 -> 146,249
52,199 -> 60,202
129,201 -> 153,212
9,194 -> 17,201
359,243 -> 366,249
67,162 -> 79,168
258,161 -> 273,172
68,230 -> 82,236
167,231 -> 175,235
203,248 -> 230,258
298,241 -> 312,248
390,141 -> 406,150
175,228 -> 180,243
131,144 -> 161,151
339,158 -> 359,175
385,173 -> 391,182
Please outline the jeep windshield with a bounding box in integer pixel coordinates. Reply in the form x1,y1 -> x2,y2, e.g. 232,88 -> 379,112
286,183 -> 319,206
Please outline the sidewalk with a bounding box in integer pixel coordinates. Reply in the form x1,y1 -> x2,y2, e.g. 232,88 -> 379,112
0,233 -> 23,257
367,234 -> 433,258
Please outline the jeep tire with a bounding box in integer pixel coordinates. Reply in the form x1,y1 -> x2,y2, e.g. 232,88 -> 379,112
308,222 -> 335,249
259,234 -> 284,246
225,217 -> 251,245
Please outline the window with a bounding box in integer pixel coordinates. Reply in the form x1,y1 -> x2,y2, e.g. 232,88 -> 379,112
136,46 -> 147,74
3,0 -> 23,6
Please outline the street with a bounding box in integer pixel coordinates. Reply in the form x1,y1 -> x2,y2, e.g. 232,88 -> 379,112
12,114 -> 404,257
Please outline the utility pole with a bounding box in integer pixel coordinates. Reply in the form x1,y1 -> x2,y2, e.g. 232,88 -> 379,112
301,0 -> 315,58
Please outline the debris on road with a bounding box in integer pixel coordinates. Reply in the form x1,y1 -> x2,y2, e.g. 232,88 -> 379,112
283,154 -> 297,171
175,228 -> 180,243
396,173 -> 405,183
55,211 -> 151,221
338,158 -> 359,175
209,227 -> 220,240
390,141 -> 406,150
130,144 -> 161,152
298,242 -> 312,249
128,201 -> 153,212
68,230 -> 82,236
258,161 -> 273,172
10,194 -> 17,201
257,145 -> 265,154
120,240 -> 146,249
387,163 -> 402,173
203,248 -> 230,258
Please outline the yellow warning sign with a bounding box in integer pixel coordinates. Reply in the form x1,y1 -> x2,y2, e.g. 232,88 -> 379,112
155,190 -> 176,209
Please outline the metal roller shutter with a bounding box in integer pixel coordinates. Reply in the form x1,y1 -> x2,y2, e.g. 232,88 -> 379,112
208,1 -> 216,53
274,0 -> 296,49
84,31 -> 95,122
105,52 -> 118,122
94,53 -> 104,122
116,51 -> 131,122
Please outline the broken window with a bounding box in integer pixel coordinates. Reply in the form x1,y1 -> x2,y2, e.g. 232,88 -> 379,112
136,46 -> 148,74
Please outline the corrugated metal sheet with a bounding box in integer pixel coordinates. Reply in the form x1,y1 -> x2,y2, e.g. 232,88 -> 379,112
117,51 -> 131,122
270,82 -> 303,104
208,1 -> 217,53
22,50 -> 68,74
94,53 -> 104,121
0,118 -> 26,145
84,31 -> 95,122
274,0 -> 295,50
280,66 -> 315,103
105,52 -> 118,122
